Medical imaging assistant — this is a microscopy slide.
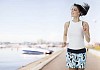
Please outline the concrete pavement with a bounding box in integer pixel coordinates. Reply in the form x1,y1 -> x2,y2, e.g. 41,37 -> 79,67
41,50 -> 100,70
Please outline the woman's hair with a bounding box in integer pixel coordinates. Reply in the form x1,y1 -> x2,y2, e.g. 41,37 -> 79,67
73,3 -> 90,16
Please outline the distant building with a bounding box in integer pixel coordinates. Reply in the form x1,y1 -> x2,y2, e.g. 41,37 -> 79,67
94,42 -> 100,46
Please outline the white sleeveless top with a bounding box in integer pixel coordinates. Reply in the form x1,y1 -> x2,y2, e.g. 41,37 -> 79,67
67,20 -> 85,49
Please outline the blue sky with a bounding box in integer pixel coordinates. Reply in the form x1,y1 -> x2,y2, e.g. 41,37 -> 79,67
0,0 -> 100,43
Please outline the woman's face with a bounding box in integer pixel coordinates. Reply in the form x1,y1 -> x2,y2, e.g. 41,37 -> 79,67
71,6 -> 80,17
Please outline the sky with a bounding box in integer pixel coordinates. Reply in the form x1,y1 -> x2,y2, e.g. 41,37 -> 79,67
0,0 -> 100,43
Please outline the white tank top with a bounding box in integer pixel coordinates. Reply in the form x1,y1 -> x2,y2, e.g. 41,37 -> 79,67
67,20 -> 85,49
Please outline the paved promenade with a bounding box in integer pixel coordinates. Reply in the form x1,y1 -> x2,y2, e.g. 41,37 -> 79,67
41,50 -> 100,70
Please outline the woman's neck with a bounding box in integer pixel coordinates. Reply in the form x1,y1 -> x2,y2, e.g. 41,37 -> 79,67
72,17 -> 80,22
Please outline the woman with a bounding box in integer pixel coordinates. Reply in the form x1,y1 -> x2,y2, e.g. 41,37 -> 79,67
63,3 -> 90,70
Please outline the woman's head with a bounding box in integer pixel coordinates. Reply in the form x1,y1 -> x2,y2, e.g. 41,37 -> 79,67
71,3 -> 90,17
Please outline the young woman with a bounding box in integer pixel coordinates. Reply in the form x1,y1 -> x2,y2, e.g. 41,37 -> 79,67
63,3 -> 90,70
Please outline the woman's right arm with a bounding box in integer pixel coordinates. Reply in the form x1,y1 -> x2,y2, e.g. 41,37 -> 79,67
62,22 -> 69,47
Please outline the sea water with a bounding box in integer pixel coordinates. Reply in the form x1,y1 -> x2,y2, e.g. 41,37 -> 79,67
0,47 -> 62,70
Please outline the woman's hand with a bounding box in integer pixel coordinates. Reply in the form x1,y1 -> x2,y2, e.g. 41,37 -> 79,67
82,22 -> 90,43
83,23 -> 88,34
62,42 -> 67,48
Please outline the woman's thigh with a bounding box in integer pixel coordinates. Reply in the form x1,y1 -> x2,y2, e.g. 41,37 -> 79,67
78,68 -> 84,70
69,68 -> 78,70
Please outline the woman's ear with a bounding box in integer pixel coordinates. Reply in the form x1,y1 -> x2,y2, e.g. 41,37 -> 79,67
78,12 -> 81,16
78,12 -> 80,14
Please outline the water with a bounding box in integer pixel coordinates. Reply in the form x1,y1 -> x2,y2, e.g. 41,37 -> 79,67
0,47 -> 62,70
0,48 -> 46,70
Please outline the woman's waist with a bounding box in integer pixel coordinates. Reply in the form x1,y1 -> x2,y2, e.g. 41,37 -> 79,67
68,42 -> 85,47
68,38 -> 84,42
67,48 -> 86,53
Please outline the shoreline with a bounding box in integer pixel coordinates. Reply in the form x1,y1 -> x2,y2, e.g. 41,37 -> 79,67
18,48 -> 65,70
18,48 -> 100,70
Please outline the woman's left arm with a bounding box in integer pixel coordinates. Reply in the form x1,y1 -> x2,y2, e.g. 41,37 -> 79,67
83,22 -> 90,43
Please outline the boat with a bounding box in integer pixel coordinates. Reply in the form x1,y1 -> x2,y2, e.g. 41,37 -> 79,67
22,47 -> 53,55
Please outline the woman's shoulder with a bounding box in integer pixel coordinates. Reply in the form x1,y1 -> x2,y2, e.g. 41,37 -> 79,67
82,21 -> 89,26
82,21 -> 88,24
64,21 -> 70,27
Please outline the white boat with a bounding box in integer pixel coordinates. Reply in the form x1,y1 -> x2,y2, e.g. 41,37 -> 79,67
22,47 -> 53,55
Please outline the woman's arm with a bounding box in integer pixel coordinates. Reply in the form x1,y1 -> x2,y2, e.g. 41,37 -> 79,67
62,22 -> 69,47
83,21 -> 90,43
